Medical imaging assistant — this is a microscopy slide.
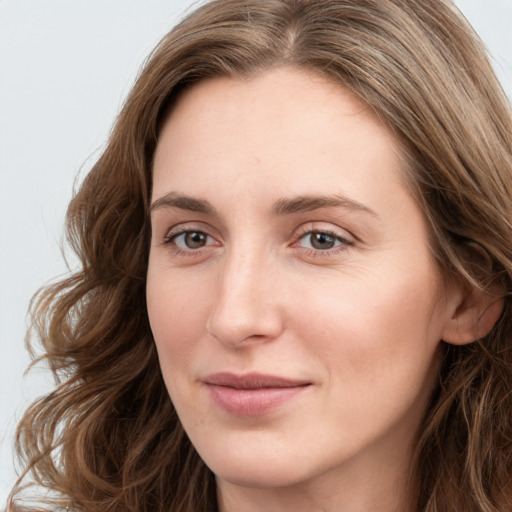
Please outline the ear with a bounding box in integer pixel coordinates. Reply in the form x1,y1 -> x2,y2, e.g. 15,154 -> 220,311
442,281 -> 503,345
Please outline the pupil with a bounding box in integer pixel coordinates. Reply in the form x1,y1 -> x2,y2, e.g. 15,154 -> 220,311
185,232 -> 206,248
311,233 -> 335,250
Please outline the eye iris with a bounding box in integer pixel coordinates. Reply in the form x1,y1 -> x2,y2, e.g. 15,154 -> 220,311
185,232 -> 207,248
310,232 -> 335,250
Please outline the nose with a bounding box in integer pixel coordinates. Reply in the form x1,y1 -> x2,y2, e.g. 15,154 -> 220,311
206,249 -> 284,349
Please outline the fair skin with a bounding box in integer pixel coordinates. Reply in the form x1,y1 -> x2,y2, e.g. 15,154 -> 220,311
146,67 -> 471,512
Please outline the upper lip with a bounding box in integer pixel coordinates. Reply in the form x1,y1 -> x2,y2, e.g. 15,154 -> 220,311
202,372 -> 311,390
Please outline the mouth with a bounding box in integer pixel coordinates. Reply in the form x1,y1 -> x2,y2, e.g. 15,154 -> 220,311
202,372 -> 312,416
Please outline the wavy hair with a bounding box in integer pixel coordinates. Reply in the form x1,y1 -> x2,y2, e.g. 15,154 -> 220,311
8,0 -> 512,511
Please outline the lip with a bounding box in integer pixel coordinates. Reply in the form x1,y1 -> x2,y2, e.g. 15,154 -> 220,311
202,372 -> 311,416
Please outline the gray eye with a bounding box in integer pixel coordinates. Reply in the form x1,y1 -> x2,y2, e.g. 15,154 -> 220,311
172,231 -> 209,249
309,233 -> 337,250
184,232 -> 207,248
298,232 -> 344,251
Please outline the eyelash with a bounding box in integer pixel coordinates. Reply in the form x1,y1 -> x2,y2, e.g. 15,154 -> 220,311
293,228 -> 354,257
162,226 -> 218,256
161,226 -> 354,258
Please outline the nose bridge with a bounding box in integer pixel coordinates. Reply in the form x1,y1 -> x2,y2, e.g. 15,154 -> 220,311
207,242 -> 282,347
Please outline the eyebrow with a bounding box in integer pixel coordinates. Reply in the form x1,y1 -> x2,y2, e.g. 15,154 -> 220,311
150,192 -> 215,215
150,192 -> 377,217
272,195 -> 377,217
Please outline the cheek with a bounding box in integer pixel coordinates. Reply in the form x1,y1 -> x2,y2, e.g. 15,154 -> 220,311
290,265 -> 444,391
288,273 -> 443,446
146,271 -> 209,375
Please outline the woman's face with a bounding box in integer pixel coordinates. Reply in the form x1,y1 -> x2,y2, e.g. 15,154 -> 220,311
147,67 -> 459,496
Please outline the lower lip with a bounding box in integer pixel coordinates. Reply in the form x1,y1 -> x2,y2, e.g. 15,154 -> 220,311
206,384 -> 309,416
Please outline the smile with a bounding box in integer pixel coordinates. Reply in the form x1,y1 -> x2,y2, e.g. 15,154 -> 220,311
202,372 -> 312,416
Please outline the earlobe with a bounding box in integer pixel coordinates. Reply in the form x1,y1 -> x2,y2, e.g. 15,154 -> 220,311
441,284 -> 503,346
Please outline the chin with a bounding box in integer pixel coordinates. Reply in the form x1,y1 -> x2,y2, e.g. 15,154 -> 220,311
212,461 -> 308,489
198,438 -> 322,490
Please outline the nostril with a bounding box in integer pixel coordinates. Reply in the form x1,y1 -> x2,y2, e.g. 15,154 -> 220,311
206,305 -> 284,348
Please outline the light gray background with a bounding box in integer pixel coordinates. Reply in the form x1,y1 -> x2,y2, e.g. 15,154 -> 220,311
1,0 -> 511,503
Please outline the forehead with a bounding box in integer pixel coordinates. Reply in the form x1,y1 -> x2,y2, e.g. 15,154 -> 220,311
152,66 -> 409,207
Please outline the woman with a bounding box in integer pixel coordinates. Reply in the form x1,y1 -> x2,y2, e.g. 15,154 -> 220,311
8,0 -> 512,511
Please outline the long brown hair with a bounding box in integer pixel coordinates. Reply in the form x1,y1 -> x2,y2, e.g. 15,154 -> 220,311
8,0 -> 512,511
